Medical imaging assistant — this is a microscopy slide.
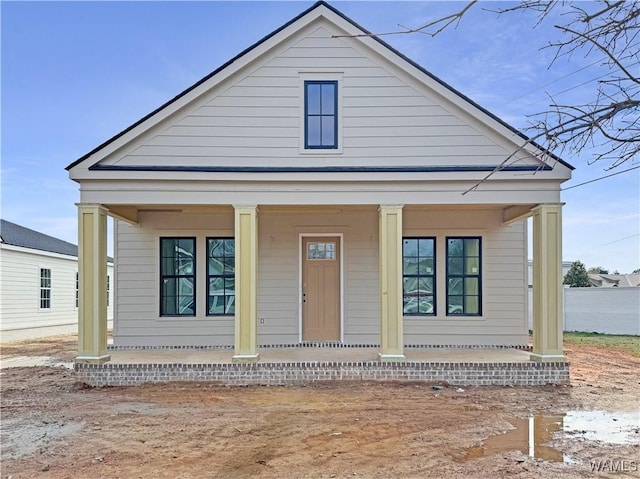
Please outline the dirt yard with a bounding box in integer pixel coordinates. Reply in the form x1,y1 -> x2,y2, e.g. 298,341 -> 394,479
1,336 -> 638,478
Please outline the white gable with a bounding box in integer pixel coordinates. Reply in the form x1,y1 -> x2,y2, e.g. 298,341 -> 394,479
69,3 -> 572,183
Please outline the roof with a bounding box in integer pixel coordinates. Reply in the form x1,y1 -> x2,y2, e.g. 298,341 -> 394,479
1,219 -> 78,257
1,219 -> 114,262
589,273 -> 640,287
66,1 -> 573,172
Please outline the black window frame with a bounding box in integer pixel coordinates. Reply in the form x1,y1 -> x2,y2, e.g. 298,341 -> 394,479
206,237 -> 235,317
446,236 -> 482,316
40,268 -> 51,309
159,237 -> 196,317
304,80 -> 338,149
402,237 -> 437,316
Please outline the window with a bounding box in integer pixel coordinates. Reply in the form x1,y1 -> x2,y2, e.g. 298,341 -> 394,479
402,238 -> 436,315
307,242 -> 336,260
207,238 -> 235,316
75,272 -> 79,308
106,275 -> 110,307
160,238 -> 196,316
304,81 -> 337,149
446,237 -> 481,316
40,268 -> 51,309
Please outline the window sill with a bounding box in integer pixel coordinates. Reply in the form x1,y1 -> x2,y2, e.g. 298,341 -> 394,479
299,148 -> 343,155
404,315 -> 485,321
156,316 -> 234,321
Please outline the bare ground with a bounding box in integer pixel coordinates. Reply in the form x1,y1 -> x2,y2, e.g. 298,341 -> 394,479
1,336 -> 638,478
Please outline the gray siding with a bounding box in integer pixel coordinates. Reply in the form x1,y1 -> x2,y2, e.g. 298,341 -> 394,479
403,209 -> 528,345
113,208 -> 527,347
113,212 -> 235,346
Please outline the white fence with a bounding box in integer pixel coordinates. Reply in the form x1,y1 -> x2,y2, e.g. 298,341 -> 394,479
528,287 -> 639,335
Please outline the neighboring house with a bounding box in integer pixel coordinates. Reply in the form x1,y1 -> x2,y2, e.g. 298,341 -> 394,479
527,260 -> 574,288
588,273 -> 640,288
66,2 -> 573,364
0,219 -> 113,342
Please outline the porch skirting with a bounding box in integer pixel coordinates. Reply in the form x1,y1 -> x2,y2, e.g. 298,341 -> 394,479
75,359 -> 568,387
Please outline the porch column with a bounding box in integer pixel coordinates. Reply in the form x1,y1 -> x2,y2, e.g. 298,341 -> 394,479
76,204 -> 110,363
233,205 -> 259,362
530,203 -> 566,362
378,204 -> 405,362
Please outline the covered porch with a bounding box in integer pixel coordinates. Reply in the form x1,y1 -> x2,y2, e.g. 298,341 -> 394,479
75,200 -> 566,379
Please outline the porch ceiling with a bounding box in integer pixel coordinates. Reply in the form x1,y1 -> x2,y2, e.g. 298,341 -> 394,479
105,203 -> 537,225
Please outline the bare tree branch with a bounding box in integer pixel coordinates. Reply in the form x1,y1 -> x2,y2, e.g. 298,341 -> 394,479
554,25 -> 640,84
335,0 -> 640,177
332,1 -> 477,39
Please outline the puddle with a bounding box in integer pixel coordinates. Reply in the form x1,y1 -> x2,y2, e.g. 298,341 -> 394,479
461,416 -> 565,462
460,411 -> 639,463
0,419 -> 84,460
564,411 -> 639,445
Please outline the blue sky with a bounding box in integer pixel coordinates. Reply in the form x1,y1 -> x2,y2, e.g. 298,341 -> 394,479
2,1 -> 638,273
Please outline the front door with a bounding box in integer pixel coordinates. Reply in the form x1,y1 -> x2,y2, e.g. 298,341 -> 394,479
302,236 -> 340,341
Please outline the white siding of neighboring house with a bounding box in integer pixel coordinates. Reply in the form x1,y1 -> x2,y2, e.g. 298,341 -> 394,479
0,245 -> 114,340
113,208 -> 527,347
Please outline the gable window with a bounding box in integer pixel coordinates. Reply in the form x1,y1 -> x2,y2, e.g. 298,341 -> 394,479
207,238 -> 235,316
40,268 -> 51,309
446,237 -> 482,316
305,80 -> 338,149
160,238 -> 196,317
402,238 -> 436,315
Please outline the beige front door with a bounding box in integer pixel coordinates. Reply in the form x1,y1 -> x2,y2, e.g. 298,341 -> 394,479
302,236 -> 340,341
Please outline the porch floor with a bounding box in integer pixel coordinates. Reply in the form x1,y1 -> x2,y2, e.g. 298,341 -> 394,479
104,347 -> 532,364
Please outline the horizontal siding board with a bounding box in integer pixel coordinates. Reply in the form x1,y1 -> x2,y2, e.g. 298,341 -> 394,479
191,106 -> 297,117
344,125 -> 481,138
343,115 -> 466,128
161,126 -> 296,138
221,86 -> 298,97
178,115 -> 298,128
282,46 -> 365,58
266,56 -> 376,68
205,94 -> 299,107
341,86 -> 424,98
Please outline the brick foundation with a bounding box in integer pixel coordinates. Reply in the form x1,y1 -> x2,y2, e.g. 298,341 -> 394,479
74,360 -> 569,387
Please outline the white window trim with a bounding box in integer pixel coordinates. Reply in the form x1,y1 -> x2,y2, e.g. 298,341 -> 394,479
298,232 -> 345,343
298,71 -> 344,155
75,271 -> 79,310
401,230 -> 487,322
39,266 -> 52,311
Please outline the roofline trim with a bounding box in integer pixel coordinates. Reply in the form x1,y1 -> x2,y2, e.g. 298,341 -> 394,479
90,164 -> 551,173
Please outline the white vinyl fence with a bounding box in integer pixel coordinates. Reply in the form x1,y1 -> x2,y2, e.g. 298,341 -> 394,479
528,287 -> 639,335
